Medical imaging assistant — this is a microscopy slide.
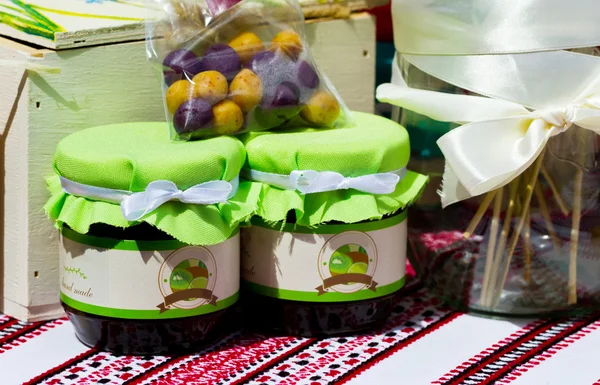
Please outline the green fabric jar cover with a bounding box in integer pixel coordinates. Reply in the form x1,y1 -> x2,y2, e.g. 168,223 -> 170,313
241,112 -> 428,226
45,122 -> 260,246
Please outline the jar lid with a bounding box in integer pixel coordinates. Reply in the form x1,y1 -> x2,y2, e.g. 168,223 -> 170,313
45,122 -> 259,246
54,122 -> 244,191
241,112 -> 428,227
243,112 -> 410,176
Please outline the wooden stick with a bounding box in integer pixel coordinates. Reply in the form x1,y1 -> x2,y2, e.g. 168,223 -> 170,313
569,168 -> 583,305
523,210 -> 532,284
541,165 -> 570,216
493,150 -> 546,307
484,177 -> 520,307
534,183 -> 562,253
479,187 -> 504,306
464,190 -> 497,239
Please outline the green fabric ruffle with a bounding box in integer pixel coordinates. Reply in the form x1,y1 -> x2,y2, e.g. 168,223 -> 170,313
45,122 -> 259,246
252,170 -> 427,227
44,176 -> 261,246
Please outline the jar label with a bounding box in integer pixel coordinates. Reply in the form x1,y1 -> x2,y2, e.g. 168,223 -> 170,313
241,212 -> 407,302
59,228 -> 240,319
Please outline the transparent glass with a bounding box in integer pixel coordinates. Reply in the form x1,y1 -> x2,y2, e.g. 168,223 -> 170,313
397,55 -> 600,316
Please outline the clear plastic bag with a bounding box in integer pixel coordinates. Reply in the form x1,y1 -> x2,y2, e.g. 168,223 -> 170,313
146,0 -> 353,141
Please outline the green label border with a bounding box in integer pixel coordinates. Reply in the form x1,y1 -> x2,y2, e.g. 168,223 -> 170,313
251,211 -> 407,234
242,277 -> 405,303
60,292 -> 239,320
61,227 -> 240,251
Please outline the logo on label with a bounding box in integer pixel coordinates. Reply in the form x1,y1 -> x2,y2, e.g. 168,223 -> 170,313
317,231 -> 378,295
157,246 -> 218,313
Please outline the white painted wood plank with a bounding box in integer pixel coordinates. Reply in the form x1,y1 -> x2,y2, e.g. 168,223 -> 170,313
0,0 -> 385,50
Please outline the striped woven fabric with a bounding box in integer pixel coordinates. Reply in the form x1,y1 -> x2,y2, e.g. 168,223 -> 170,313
2,273 -> 599,384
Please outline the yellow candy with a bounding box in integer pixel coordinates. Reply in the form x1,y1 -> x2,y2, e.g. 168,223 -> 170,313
166,80 -> 193,114
300,91 -> 340,126
229,69 -> 263,113
229,32 -> 265,64
191,71 -> 229,104
212,100 -> 244,135
271,30 -> 303,60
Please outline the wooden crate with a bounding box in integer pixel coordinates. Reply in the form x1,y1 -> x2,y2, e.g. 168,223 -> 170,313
0,12 -> 376,321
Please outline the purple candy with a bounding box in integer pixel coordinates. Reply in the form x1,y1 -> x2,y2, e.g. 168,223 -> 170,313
246,51 -> 277,73
163,70 -> 182,87
173,99 -> 213,134
272,82 -> 299,107
297,60 -> 319,89
199,44 -> 241,80
163,49 -> 203,80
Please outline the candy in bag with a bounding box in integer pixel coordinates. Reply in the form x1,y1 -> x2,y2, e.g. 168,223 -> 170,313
146,0 -> 353,140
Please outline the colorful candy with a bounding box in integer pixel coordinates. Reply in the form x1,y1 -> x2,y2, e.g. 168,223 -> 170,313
229,32 -> 265,64
301,91 -> 341,126
271,30 -> 303,60
163,49 -> 202,82
162,26 -> 343,137
200,44 -> 241,81
212,100 -> 244,135
173,99 -> 213,134
166,80 -> 193,114
230,69 -> 264,113
297,61 -> 319,89
191,71 -> 229,104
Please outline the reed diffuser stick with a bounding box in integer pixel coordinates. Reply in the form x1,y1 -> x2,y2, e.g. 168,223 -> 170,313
523,210 -> 532,284
569,168 -> 583,305
484,177 -> 520,307
541,165 -> 570,216
479,187 -> 503,306
534,183 -> 562,252
464,190 -> 497,239
493,150 -> 546,307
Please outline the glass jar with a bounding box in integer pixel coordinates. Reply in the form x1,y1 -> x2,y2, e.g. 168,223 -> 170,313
241,212 -> 408,337
61,223 -> 240,355
398,55 -> 600,316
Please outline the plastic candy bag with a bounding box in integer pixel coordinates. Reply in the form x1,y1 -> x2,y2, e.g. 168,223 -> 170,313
146,0 -> 353,141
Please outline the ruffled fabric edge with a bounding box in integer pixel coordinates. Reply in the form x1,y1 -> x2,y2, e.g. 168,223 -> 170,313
44,175 -> 261,246
253,170 -> 429,227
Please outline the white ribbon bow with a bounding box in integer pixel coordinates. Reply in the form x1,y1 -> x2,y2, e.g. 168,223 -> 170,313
377,59 -> 600,207
60,176 -> 239,221
245,168 -> 407,195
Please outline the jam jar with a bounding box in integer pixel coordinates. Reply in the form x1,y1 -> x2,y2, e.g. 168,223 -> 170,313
240,112 -> 427,336
45,122 -> 258,353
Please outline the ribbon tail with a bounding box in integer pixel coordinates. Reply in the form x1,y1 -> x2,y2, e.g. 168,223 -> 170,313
315,285 -> 327,296
437,117 -> 552,201
376,82 -> 528,124
209,295 -> 218,306
121,192 -> 174,221
368,280 -> 378,292
157,302 -> 169,314
439,163 -> 474,208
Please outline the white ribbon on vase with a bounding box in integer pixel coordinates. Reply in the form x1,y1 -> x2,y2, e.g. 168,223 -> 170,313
391,0 -> 600,55
243,168 -> 407,195
375,0 -> 600,207
60,175 -> 239,221
377,55 -> 600,207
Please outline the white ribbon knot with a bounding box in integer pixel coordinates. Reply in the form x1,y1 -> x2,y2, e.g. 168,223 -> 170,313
60,176 -> 239,221
376,56 -> 600,207
246,168 -> 407,195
